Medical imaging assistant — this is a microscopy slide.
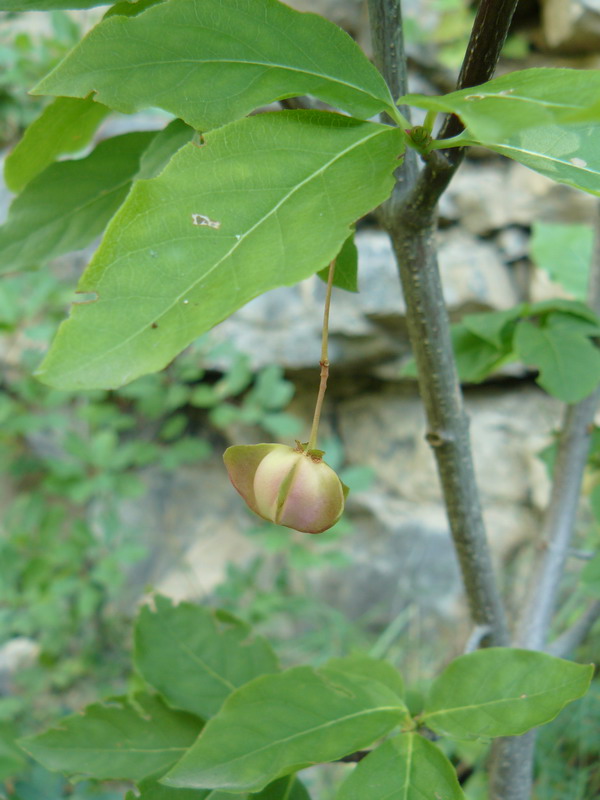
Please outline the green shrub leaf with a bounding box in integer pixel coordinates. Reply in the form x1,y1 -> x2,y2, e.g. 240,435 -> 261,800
403,69 -> 600,194
325,654 -> 405,700
4,96 -> 110,193
422,648 -> 593,740
335,734 -> 466,800
254,775 -> 312,800
36,111 -> 403,390
127,774 -> 310,800
0,132 -> 155,274
162,665 -> 409,793
530,222 -> 594,301
19,694 -> 202,782
461,306 -> 524,349
514,317 -> 600,403
135,119 -> 195,181
33,0 -> 397,131
0,0 -> 105,8
318,233 -> 358,293
135,596 -> 279,719
403,69 -> 600,140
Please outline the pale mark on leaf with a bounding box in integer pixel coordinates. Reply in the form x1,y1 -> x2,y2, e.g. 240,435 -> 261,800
192,213 -> 221,229
570,157 -> 587,168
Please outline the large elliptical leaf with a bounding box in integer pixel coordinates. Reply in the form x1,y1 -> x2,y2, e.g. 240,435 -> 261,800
19,694 -> 202,782
4,96 -> 110,193
127,774 -> 310,800
162,665 -> 409,793
0,131 -> 155,274
481,123 -> 600,196
0,0 -> 105,8
32,0 -> 397,132
335,734 -> 466,800
135,595 -> 279,719
402,69 -> 600,141
36,111 -> 404,390
422,648 -> 593,740
403,69 -> 600,194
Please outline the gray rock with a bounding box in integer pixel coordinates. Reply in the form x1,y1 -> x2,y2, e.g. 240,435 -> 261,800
439,159 -> 597,233
541,0 -> 600,53
0,638 -> 40,694
208,228 -> 520,373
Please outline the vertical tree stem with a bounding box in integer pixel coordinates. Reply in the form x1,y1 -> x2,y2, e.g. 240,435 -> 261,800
308,260 -> 335,450
368,0 -> 512,646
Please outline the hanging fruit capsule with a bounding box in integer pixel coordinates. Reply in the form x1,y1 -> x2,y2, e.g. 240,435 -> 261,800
224,442 -> 348,534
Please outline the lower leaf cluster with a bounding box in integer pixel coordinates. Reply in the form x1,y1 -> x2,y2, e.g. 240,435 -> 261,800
18,596 -> 592,799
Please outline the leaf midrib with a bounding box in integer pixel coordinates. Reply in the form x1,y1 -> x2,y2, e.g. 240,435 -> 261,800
58,124 -> 391,379
60,57 -> 389,109
152,616 -> 237,693
184,703 -> 404,778
423,676 -> 583,721
489,142 -> 598,177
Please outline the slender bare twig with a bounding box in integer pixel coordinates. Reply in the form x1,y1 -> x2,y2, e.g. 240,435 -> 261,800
488,204 -> 600,800
548,600 -> 600,658
368,0 -> 515,647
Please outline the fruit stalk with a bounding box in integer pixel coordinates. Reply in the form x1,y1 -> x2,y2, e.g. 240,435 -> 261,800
308,259 -> 336,451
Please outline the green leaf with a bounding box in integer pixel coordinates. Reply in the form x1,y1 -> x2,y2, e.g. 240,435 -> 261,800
422,648 -> 593,740
20,694 -> 202,782
0,0 -> 106,8
106,0 -> 165,18
162,665 -> 409,793
318,233 -> 358,293
128,774 -> 310,800
403,69 -> 600,194
514,318 -> 600,403
335,734 -> 466,800
33,0 -> 397,132
450,325 -> 512,383
461,306 -> 524,349
253,775 -> 312,800
0,723 -> 26,782
4,96 -> 110,193
484,122 -> 600,195
402,68 -> 600,141
126,778 -> 213,799
530,222 -> 594,301
134,595 -> 279,719
36,111 -> 403,390
0,131 -> 155,274
526,298 -> 600,323
325,654 -> 404,700
136,118 -> 195,181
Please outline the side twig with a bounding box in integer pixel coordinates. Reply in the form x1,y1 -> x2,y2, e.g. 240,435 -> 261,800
548,600 -> 600,658
488,204 -> 600,800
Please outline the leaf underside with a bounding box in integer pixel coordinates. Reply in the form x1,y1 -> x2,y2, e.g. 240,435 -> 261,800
162,664 -> 408,793
20,694 -> 202,782
33,0 -> 396,131
36,111 -> 403,390
135,595 -> 279,719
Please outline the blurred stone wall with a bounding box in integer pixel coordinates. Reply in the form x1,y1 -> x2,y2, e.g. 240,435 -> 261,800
2,0 -> 599,667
